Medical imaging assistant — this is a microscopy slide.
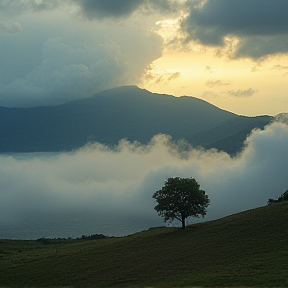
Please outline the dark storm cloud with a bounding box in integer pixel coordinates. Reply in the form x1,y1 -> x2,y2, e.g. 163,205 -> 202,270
75,0 -> 179,19
0,12 -> 163,107
76,0 -> 144,18
182,0 -> 288,59
0,0 -> 180,18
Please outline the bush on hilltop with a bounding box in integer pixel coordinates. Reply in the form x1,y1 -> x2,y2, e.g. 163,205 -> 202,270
267,190 -> 288,205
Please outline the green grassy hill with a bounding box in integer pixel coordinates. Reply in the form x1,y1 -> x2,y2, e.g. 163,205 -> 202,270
1,202 -> 288,287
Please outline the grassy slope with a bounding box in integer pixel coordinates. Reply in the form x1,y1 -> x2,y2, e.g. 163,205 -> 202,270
0,202 -> 288,287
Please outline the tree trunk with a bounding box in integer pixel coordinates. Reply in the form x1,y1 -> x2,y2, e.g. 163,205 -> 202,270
181,215 -> 186,229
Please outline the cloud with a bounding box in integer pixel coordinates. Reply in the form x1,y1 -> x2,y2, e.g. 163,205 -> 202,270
181,0 -> 288,59
206,80 -> 231,88
0,0 -> 65,14
0,20 -> 22,36
0,38 -> 133,107
226,88 -> 258,98
272,65 -> 288,71
75,0 -> 145,18
271,65 -> 288,76
0,39 -> 123,106
1,123 -> 287,239
0,0 -> 182,19
74,0 -> 180,19
0,12 -> 163,107
143,71 -> 181,85
275,113 -> 288,125
205,66 -> 212,72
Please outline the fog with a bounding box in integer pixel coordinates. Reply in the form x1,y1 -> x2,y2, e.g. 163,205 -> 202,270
0,122 -> 287,239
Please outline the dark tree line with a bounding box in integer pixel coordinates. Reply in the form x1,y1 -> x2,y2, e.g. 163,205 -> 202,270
268,190 -> 288,205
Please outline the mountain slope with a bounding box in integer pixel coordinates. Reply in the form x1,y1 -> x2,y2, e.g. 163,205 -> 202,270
0,201 -> 287,287
0,86 -> 272,154
187,115 -> 272,154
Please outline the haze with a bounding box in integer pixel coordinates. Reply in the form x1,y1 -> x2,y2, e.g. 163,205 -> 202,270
1,122 -> 287,238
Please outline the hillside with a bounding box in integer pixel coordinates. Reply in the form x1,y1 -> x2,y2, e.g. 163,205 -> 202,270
1,201 -> 287,287
187,115 -> 273,155
0,86 -> 272,155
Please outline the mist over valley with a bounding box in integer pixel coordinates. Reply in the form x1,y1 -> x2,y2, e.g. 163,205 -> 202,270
0,89 -> 287,239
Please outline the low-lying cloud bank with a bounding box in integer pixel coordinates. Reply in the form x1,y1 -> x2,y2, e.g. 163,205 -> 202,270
0,122 -> 287,238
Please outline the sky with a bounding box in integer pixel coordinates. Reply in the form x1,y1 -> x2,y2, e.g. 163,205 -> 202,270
0,1 -> 288,239
0,0 -> 287,115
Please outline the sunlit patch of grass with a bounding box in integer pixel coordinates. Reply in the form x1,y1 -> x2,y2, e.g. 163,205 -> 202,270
1,201 -> 288,287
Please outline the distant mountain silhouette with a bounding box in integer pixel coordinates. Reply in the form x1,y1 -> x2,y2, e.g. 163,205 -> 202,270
0,86 -> 273,155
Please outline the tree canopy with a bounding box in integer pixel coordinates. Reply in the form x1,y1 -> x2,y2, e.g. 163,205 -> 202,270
152,177 -> 210,229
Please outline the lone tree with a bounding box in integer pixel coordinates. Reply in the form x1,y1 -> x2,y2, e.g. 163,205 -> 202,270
153,177 -> 210,229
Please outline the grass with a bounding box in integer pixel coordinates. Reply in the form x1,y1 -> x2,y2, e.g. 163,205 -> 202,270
0,201 -> 288,287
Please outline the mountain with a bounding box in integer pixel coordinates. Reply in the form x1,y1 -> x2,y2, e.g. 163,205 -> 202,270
187,114 -> 272,154
0,86 -> 273,154
1,202 -> 288,287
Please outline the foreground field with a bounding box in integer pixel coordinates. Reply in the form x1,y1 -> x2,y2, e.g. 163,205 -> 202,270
1,201 -> 288,287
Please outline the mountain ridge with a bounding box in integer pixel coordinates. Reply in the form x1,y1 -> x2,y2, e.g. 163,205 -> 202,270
0,86 -> 273,154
